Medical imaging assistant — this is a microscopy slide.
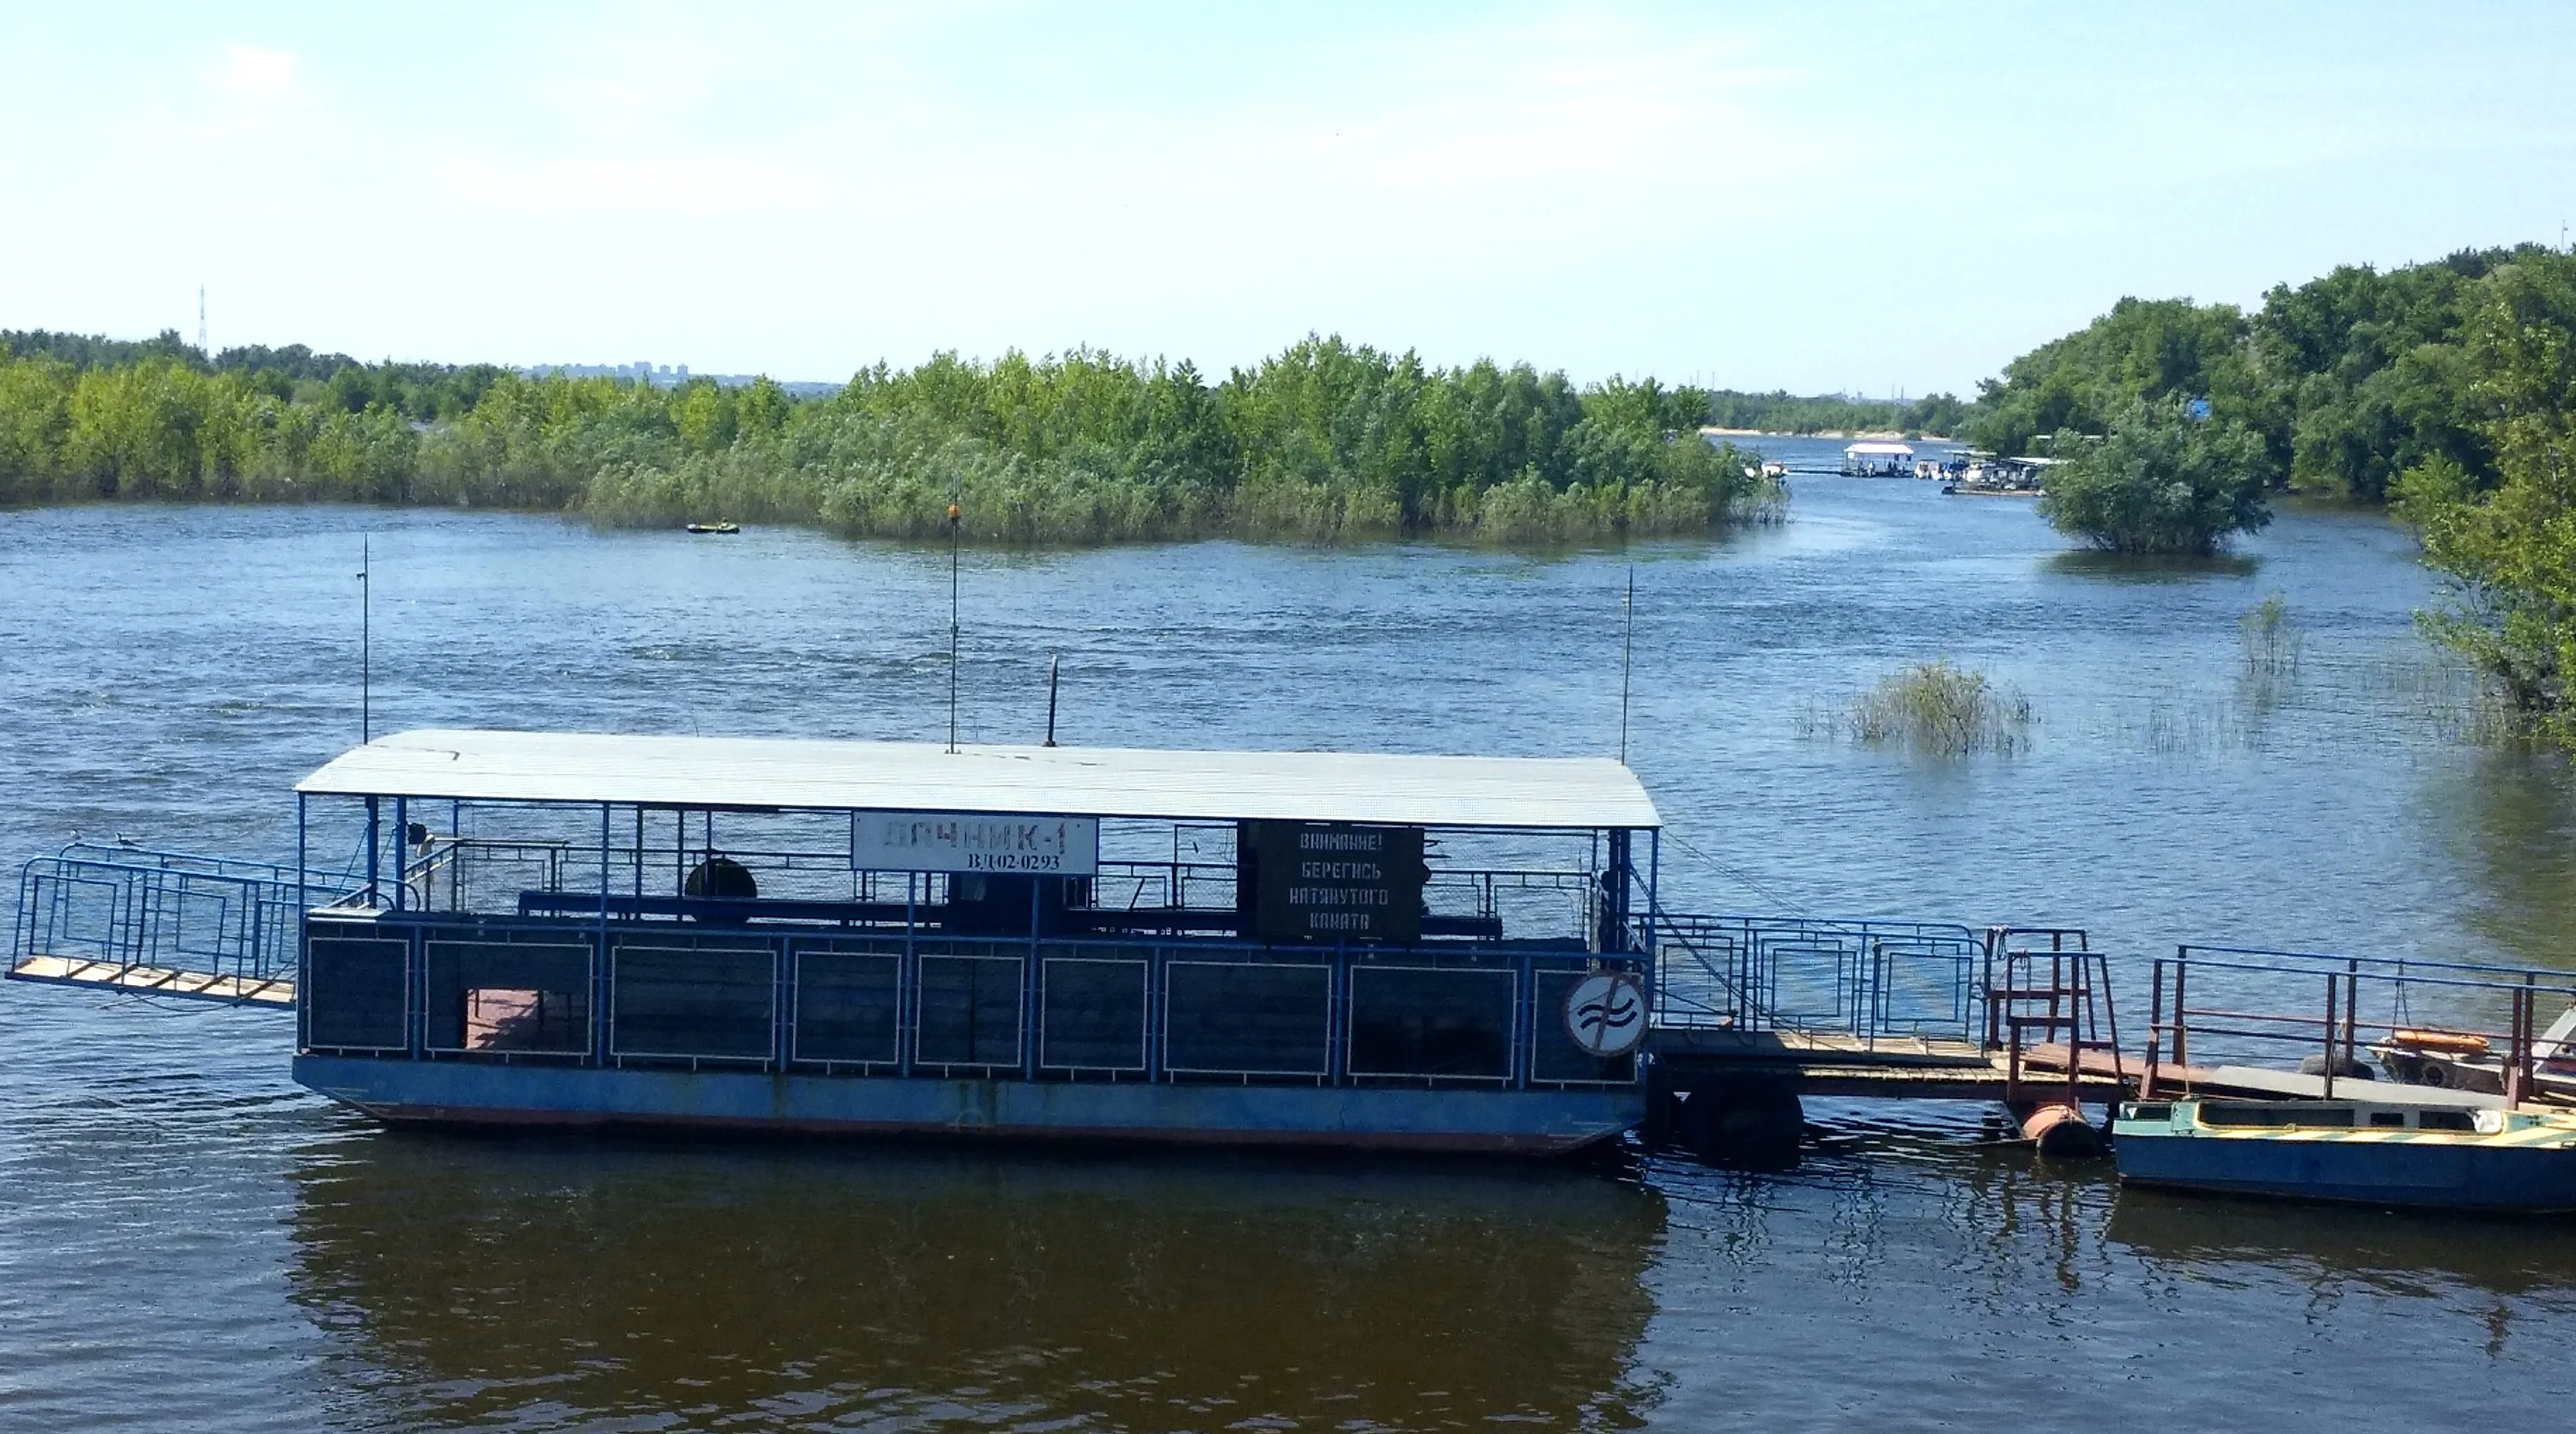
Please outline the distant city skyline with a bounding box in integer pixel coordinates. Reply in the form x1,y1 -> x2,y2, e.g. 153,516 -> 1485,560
4,3 -> 2570,395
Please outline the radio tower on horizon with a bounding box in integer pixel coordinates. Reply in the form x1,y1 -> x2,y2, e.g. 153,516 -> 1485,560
197,286 -> 206,358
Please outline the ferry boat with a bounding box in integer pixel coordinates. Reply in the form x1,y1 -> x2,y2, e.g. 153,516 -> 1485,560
1839,441 -> 1914,477
2112,1097 -> 2576,1212
283,729 -> 1662,1153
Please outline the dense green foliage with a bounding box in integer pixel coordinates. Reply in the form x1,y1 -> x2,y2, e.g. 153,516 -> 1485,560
0,334 -> 1781,544
2037,398 -> 2273,555
1965,299 -> 2257,462
1704,388 -> 1966,437
2402,251 -> 2576,739
1965,245 -> 2558,504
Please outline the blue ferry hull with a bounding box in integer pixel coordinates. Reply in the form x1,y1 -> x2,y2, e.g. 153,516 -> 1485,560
2115,1129 -> 2576,1213
293,1056 -> 1643,1155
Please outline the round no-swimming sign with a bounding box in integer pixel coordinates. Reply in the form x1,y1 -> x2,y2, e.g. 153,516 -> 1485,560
1562,972 -> 1646,1058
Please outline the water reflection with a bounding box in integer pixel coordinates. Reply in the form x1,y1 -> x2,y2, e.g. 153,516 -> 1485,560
2043,549 -> 2264,583
2421,746 -> 2576,967
287,1133 -> 1665,1432
2107,1187 -> 2576,1303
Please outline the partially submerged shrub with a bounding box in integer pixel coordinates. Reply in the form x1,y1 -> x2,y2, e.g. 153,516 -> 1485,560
1849,659 -> 2032,756
2039,397 -> 2271,556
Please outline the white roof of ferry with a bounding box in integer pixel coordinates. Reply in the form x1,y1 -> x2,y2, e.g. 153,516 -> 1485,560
297,729 -> 1663,830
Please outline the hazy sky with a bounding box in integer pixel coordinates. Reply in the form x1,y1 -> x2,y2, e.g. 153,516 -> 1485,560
4,2 -> 2570,395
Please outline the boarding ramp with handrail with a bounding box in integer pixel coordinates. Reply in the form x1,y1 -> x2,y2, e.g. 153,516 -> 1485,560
8,843 -> 365,1005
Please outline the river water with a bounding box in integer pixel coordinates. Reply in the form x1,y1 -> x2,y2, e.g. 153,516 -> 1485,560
6,443 -> 2575,1428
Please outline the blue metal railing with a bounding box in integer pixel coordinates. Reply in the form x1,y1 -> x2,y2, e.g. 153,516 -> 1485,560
10,842 -> 365,998
1644,910 -> 1986,1044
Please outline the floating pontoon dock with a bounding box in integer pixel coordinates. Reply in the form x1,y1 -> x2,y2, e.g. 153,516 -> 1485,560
15,735 -> 2576,1156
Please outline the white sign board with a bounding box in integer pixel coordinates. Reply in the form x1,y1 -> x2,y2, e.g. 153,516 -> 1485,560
851,812 -> 1099,876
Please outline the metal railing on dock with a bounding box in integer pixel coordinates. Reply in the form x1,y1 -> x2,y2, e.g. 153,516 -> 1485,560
2142,945 -> 2576,1107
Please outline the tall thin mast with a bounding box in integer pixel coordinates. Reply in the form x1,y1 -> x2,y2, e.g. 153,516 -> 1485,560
359,536 -> 372,744
1618,564 -> 1635,765
947,503 -> 961,754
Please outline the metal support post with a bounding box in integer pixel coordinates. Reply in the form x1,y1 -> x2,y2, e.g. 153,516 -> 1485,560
899,873 -> 918,1078
392,797 -> 406,911
595,803 -> 612,1067
2329,967 -> 2349,1102
1024,880 -> 1041,1080
2172,955 -> 2190,1077
2343,960 -> 2360,1076
2142,957 -> 2165,1100
295,794 -> 308,1048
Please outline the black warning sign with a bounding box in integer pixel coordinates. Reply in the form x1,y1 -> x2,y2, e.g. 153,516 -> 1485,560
1244,821 -> 1427,945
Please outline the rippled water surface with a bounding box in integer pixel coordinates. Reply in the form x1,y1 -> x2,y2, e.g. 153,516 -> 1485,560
7,450 -> 2576,1428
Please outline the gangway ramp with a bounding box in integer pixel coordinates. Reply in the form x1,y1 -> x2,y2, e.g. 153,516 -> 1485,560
7,844 -> 360,1008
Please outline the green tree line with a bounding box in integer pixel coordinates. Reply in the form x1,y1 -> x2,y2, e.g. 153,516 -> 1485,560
1703,388 -> 1966,437
2400,252 -> 2576,742
0,332 -> 1780,543
1963,244 -> 2556,502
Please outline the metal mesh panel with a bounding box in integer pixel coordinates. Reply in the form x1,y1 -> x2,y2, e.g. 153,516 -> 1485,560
1348,966 -> 1512,1080
1164,962 -> 1329,1076
915,953 -> 1023,1068
612,943 -> 775,1061
305,933 -> 409,1051
1041,955 -> 1147,1071
793,945 -> 902,1066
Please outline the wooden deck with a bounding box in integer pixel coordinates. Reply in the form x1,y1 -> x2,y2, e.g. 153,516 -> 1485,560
1649,1026 -> 2519,1109
7,953 -> 296,1007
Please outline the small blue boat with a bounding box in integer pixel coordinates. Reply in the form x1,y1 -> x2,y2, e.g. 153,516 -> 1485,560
2114,1098 -> 2576,1213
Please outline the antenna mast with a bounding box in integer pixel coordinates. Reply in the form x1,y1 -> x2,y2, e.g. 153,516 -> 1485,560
1618,565 -> 1635,765
1043,651 -> 1060,747
946,503 -> 961,754
197,286 -> 206,358
358,536 -> 372,744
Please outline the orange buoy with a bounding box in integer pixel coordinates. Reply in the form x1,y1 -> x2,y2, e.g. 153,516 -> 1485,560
2021,1102 -> 2107,1158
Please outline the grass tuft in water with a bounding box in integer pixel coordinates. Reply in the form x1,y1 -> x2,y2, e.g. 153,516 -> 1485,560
2240,592 -> 2302,677
2367,653 -> 2534,746
1847,659 -> 2033,757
